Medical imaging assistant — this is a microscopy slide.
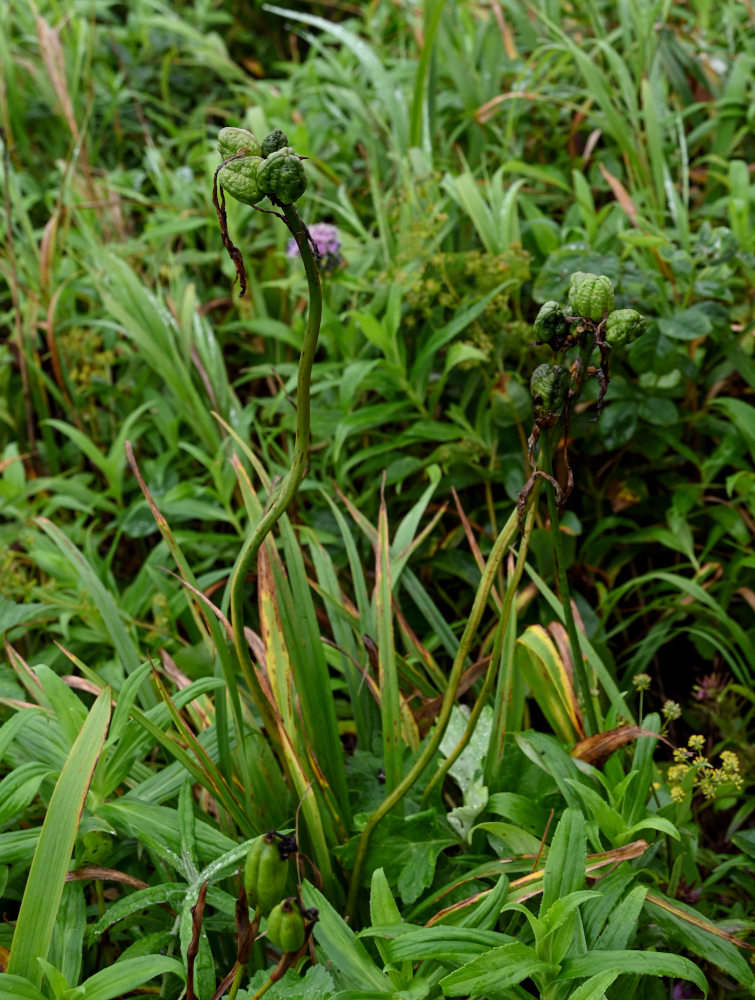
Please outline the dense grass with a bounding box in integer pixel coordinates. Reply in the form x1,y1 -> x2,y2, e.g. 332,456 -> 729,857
1,2 -> 754,998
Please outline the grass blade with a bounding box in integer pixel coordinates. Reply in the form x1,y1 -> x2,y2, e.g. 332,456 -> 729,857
376,485 -> 402,801
7,688 -> 111,987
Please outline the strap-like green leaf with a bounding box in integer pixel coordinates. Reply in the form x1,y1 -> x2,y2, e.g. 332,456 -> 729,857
7,688 -> 111,988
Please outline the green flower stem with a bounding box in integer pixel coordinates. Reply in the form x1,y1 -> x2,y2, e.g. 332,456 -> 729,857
420,497 -> 538,806
344,493 -> 534,921
226,961 -> 246,1000
230,202 -> 322,735
540,435 -> 599,736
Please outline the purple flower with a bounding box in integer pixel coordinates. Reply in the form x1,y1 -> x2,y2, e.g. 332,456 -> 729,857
672,982 -> 699,999
287,222 -> 342,271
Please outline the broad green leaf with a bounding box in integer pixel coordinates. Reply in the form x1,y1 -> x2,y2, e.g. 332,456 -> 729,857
370,867 -> 402,929
475,822 -> 543,856
559,949 -> 707,995
77,956 -> 184,1000
0,975 -> 48,999
0,828 -> 42,865
440,942 -> 554,997
628,325 -> 683,376
335,811 -> 455,905
658,306 -> 712,341
386,926 -> 512,963
89,884 -> 189,940
487,793 -> 552,837
638,395 -> 678,426
621,815 -> 679,843
98,799 -> 237,864
543,890 -> 601,935
368,868 -> 409,980
38,958 -> 72,1000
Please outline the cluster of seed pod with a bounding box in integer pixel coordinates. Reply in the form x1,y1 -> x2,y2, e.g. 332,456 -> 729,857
243,830 -> 315,955
530,271 -> 648,421
217,127 -> 307,206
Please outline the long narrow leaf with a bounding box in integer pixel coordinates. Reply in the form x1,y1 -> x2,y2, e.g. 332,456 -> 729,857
376,487 -> 402,800
8,688 -> 111,987
35,518 -> 143,693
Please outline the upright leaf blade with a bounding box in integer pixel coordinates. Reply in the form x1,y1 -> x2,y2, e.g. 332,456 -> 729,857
376,489 -> 402,800
7,688 -> 111,988
540,808 -> 586,917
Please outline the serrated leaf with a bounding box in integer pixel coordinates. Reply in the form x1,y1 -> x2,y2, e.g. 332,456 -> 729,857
240,963 -> 335,1000
440,942 -> 553,997
559,949 -> 707,995
335,811 -> 455,905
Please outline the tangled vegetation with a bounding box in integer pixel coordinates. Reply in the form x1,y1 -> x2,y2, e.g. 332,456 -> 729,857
1,2 -> 754,998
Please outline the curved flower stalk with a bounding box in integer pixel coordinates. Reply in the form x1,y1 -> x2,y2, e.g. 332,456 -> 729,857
213,127 -> 322,736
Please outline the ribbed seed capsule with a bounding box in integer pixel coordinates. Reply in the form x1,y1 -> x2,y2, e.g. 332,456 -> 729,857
266,897 -> 306,952
530,363 -> 571,418
604,308 -> 648,346
257,147 -> 307,204
567,272 -> 615,321
261,129 -> 289,157
244,832 -> 290,914
217,155 -> 264,207
217,126 -> 262,159
533,300 -> 569,345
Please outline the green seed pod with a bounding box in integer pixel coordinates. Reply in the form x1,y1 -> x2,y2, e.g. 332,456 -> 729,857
604,308 -> 648,347
257,147 -> 307,204
261,129 -> 289,157
533,301 -> 569,344
218,155 -> 264,206
530,363 -> 571,418
567,272 -> 615,321
217,127 -> 262,159
244,832 -> 290,914
266,897 -> 306,953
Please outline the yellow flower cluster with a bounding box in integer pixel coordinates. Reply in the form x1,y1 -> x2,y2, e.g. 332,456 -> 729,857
668,736 -> 744,804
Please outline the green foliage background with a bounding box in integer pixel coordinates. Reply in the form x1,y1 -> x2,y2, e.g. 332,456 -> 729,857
1,1 -> 754,998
